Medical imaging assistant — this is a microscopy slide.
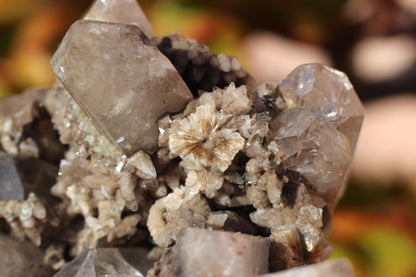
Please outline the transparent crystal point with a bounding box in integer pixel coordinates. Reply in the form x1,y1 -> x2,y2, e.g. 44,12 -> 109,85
51,20 -> 193,156
54,248 -> 143,277
83,0 -> 154,37
278,63 -> 364,152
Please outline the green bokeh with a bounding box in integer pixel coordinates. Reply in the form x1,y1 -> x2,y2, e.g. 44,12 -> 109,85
332,228 -> 416,277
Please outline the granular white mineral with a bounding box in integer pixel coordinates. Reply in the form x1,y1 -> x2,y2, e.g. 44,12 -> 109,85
0,0 -> 364,276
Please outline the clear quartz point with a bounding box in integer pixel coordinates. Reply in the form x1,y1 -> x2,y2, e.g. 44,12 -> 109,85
278,63 -> 364,152
53,248 -> 143,277
83,0 -> 154,37
51,20 -> 193,156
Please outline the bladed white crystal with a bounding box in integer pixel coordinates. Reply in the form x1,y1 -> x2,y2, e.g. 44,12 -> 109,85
83,0 -> 154,37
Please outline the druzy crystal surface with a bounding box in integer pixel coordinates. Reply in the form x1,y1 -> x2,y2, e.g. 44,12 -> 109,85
52,20 -> 193,156
0,1 -> 365,276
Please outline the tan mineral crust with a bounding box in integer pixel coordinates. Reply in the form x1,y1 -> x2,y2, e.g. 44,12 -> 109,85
0,0 -> 364,276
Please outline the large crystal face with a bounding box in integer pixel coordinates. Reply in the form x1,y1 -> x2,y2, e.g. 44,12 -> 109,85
0,1 -> 366,275
278,63 -> 364,152
51,20 -> 193,156
83,0 -> 154,37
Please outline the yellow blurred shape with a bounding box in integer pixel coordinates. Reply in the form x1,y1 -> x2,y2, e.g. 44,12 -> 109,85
6,50 -> 54,89
0,0 -> 48,24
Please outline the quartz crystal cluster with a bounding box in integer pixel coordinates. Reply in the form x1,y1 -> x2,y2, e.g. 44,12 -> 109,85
0,0 -> 364,276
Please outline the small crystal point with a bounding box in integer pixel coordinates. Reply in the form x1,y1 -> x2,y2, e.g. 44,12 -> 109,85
54,248 -> 143,277
278,63 -> 364,152
51,20 -> 193,156
83,0 -> 154,37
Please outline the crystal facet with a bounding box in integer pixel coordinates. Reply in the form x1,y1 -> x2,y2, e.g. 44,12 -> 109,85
0,2 -> 365,275
83,0 -> 154,37
51,20 -> 193,156
0,234 -> 55,276
271,107 -> 351,207
0,156 -> 24,200
54,248 -> 143,277
278,63 -> 364,152
0,152 -> 58,201
168,228 -> 270,277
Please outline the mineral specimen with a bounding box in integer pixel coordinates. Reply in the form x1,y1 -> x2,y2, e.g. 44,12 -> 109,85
0,1 -> 365,276
51,20 -> 193,156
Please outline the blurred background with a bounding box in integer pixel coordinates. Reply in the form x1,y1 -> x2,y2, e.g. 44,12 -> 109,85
0,0 -> 415,276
